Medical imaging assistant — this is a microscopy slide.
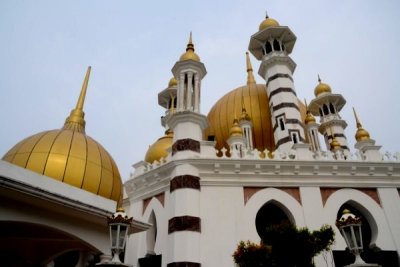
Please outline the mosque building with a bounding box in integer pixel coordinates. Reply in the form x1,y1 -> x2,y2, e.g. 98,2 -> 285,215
1,13 -> 400,267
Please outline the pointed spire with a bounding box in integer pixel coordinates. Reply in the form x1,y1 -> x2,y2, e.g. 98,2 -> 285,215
240,95 -> 251,121
63,66 -> 91,132
318,74 -> 322,83
353,107 -> 371,141
246,52 -> 256,85
304,98 -> 316,124
265,10 -> 269,18
186,31 -> 195,52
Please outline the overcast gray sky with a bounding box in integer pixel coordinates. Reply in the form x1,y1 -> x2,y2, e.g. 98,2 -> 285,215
1,0 -> 400,180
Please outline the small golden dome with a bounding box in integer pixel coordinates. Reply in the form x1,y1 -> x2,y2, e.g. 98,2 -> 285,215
144,130 -> 173,163
2,67 -> 122,202
305,111 -> 316,124
168,77 -> 177,87
304,99 -> 316,124
314,75 -> 332,97
353,108 -> 371,142
229,119 -> 243,137
240,108 -> 251,122
259,16 -> 280,31
330,137 -> 341,151
179,32 -> 200,62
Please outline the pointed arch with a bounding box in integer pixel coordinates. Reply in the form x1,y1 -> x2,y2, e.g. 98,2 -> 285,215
241,188 -> 305,242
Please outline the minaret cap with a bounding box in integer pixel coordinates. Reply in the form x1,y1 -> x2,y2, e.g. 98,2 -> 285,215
63,66 -> 91,132
259,12 -> 280,31
179,32 -> 201,62
229,118 -> 243,137
314,74 -> 332,97
353,107 -> 371,142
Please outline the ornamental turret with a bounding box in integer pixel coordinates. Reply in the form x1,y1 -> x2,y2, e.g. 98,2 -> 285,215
308,76 -> 349,155
248,13 -> 305,152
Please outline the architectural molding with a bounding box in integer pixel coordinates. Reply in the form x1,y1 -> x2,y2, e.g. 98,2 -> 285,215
170,175 -> 200,192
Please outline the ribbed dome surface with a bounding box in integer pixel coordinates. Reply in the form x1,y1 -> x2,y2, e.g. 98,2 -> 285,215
206,83 -> 276,151
2,128 -> 122,201
2,67 -> 122,202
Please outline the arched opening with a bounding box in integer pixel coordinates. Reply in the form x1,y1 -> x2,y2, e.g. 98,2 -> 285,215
273,39 -> 280,51
146,211 -> 157,255
265,41 -> 272,54
323,104 -> 329,115
329,103 -> 335,114
0,221 -> 100,267
255,201 -> 293,239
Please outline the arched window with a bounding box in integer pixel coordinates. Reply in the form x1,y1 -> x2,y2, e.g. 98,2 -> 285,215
273,39 -> 280,51
265,41 -> 272,54
323,104 -> 329,115
292,133 -> 298,144
329,103 -> 335,114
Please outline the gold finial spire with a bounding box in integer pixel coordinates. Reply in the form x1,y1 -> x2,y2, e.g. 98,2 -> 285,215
240,95 -> 251,121
246,52 -> 256,85
304,99 -> 316,124
318,74 -> 321,83
63,66 -> 91,132
179,32 -> 200,62
353,107 -> 371,141
187,31 -> 194,52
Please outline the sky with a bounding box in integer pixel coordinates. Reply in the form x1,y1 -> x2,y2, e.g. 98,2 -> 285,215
1,0 -> 400,181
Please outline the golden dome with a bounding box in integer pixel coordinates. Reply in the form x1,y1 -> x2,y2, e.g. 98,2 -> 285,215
205,54 -> 306,151
229,119 -> 243,137
144,130 -> 173,163
314,75 -> 332,97
353,108 -> 371,142
2,67 -> 122,202
179,32 -> 200,62
304,100 -> 316,124
259,16 -> 280,31
330,137 -> 341,151
168,77 -> 178,87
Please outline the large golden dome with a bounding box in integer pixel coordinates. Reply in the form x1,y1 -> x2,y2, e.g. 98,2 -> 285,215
144,130 -> 173,163
259,16 -> 280,31
206,53 -> 306,151
2,67 -> 122,202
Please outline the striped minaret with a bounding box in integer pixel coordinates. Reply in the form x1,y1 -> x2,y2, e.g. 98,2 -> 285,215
248,14 -> 305,151
165,33 -> 207,267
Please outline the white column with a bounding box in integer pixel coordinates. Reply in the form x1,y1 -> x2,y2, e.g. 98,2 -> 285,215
378,188 -> 400,259
194,75 -> 200,113
178,73 -> 185,111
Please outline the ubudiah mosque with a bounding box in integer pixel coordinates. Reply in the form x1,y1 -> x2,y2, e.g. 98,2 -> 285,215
1,13 -> 399,267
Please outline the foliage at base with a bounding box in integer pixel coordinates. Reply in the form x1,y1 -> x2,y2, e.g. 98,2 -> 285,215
233,224 -> 335,267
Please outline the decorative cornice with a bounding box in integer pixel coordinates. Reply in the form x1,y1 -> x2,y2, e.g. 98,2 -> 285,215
168,216 -> 201,233
170,175 -> 200,192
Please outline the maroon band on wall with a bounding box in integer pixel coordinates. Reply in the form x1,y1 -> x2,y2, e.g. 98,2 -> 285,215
172,138 -> 200,155
168,216 -> 201,234
167,262 -> 201,267
170,175 -> 200,192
